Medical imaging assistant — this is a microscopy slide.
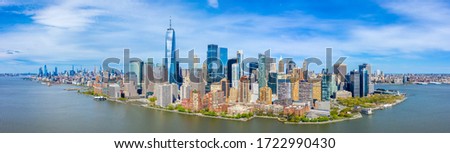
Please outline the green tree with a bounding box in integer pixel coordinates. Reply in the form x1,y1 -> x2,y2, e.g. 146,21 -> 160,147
148,97 -> 157,106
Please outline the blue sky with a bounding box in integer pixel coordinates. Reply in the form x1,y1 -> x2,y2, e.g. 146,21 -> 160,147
1,0 -> 450,73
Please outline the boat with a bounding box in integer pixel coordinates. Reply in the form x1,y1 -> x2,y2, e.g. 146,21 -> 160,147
94,96 -> 107,101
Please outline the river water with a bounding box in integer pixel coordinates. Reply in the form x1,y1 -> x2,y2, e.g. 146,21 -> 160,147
1,77 -> 449,132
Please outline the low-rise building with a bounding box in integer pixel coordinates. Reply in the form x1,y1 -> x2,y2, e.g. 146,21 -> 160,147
283,105 -> 310,116
107,83 -> 121,98
335,90 -> 352,99
227,104 -> 252,115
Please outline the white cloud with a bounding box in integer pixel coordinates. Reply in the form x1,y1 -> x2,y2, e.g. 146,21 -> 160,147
31,1 -> 105,31
1,0 -> 450,73
208,0 -> 219,8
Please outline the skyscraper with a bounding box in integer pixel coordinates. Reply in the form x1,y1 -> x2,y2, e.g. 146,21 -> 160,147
165,19 -> 177,85
238,76 -> 250,103
129,60 -> 143,89
53,67 -> 58,76
278,57 -> 284,73
350,70 -> 361,97
258,53 -> 267,94
236,50 -> 243,77
268,72 -> 277,95
231,63 -> 239,89
38,67 -> 43,77
248,62 -> 258,89
321,73 -> 331,101
359,64 -> 370,97
277,74 -> 291,101
248,62 -> 258,77
227,58 -> 237,88
299,81 -> 313,101
219,47 -> 228,74
310,78 -> 322,101
43,65 -> 48,77
286,60 -> 296,74
334,63 -> 347,84
207,44 -> 220,84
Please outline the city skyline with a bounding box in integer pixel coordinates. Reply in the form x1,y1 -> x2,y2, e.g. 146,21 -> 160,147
1,0 -> 450,73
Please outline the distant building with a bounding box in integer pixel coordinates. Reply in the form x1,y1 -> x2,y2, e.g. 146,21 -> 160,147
403,75 -> 409,84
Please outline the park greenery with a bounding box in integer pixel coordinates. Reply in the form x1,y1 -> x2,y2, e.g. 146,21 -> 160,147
200,109 -> 218,116
176,105 -> 187,112
233,112 -> 254,119
337,94 -> 404,108
167,104 -> 175,110
148,97 -> 157,106
286,114 -> 332,123
80,89 -> 108,97
117,97 -> 128,101
330,107 -> 354,120
285,106 -> 357,123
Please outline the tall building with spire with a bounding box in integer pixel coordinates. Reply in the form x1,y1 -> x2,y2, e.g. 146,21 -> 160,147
165,18 -> 180,86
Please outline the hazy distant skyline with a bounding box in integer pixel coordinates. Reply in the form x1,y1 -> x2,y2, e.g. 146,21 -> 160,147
1,0 -> 450,73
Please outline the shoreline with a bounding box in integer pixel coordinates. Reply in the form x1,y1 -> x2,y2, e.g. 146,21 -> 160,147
106,98 -> 253,122
103,97 -> 370,125
284,113 -> 363,125
372,97 -> 407,111
62,81 -> 407,125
